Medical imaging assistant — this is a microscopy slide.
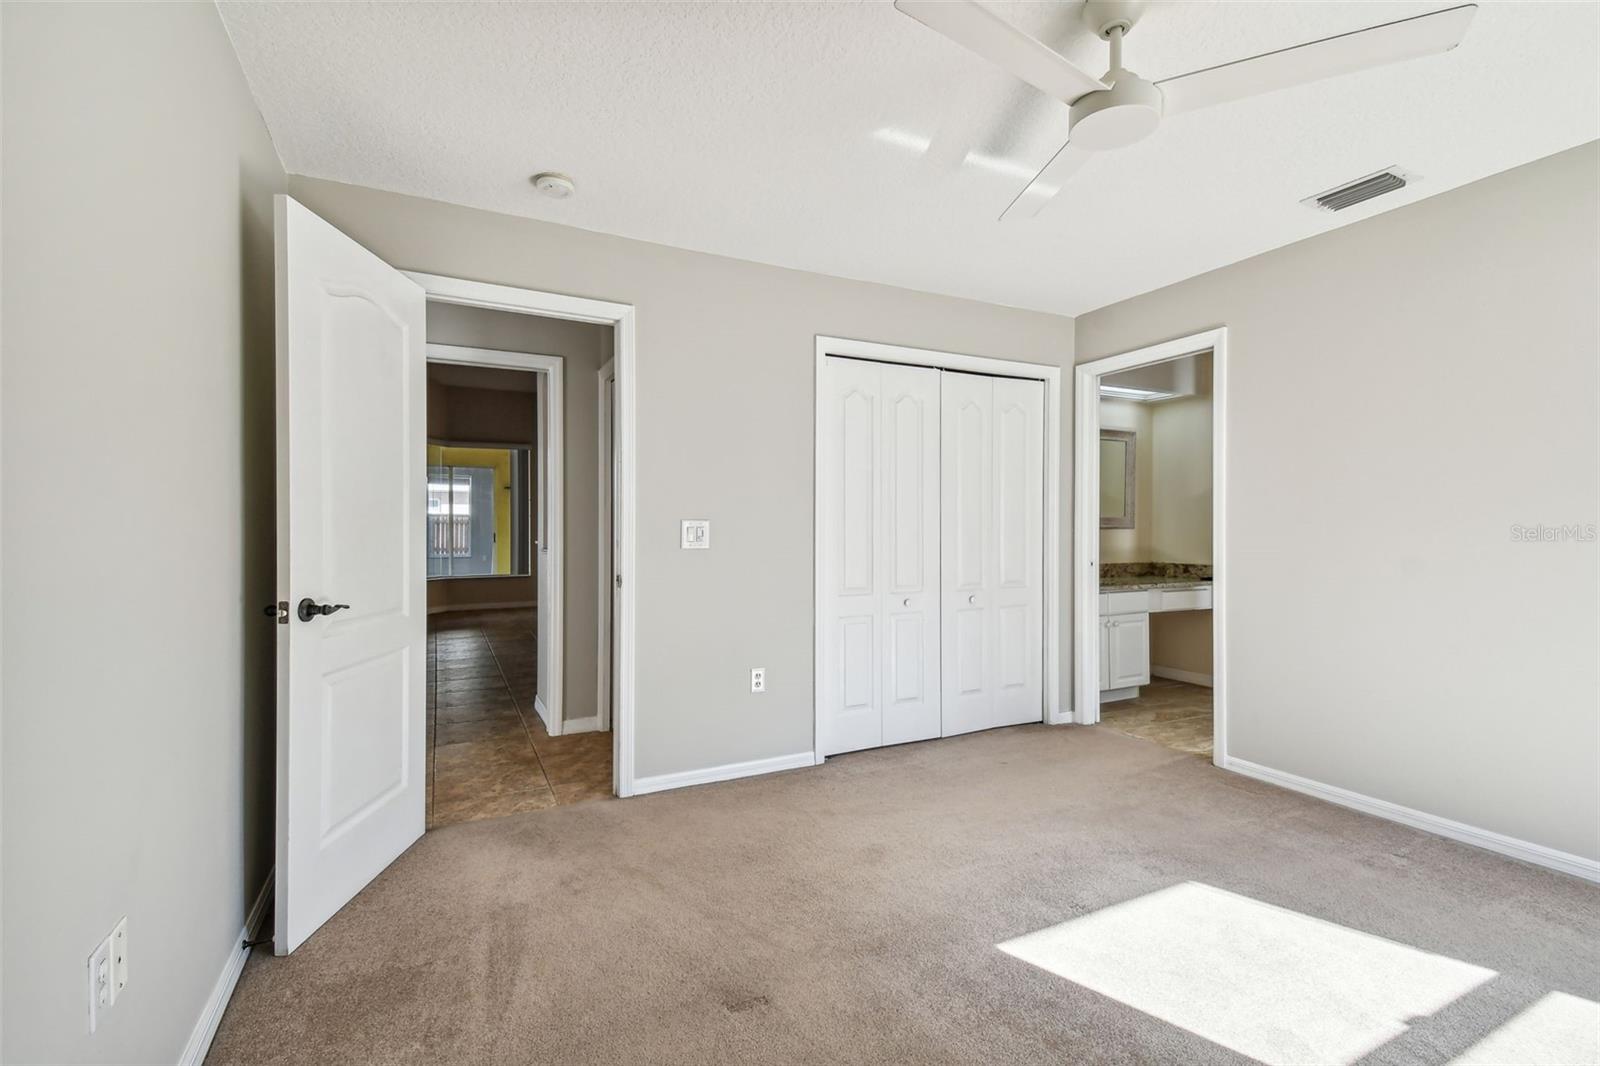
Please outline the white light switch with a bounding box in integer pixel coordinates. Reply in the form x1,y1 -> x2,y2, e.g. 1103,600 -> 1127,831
681,520 -> 710,549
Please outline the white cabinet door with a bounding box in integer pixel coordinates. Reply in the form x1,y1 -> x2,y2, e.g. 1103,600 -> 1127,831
1105,613 -> 1151,690
940,373 -> 1045,736
1098,618 -> 1112,691
275,196 -> 426,954
819,357 -> 941,756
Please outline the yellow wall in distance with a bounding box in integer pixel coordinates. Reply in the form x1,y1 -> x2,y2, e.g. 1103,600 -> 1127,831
429,444 -> 514,574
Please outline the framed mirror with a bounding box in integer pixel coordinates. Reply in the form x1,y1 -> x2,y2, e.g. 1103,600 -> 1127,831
1100,429 -> 1136,529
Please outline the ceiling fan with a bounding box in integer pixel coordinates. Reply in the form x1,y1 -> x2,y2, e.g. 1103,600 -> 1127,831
893,0 -> 1478,219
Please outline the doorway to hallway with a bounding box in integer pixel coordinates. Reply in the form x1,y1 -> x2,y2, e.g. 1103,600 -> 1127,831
428,608 -> 613,827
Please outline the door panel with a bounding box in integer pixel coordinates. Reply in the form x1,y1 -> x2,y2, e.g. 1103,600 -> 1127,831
941,373 -> 1044,736
879,364 -> 941,746
989,377 -> 1045,727
821,359 -> 883,756
820,358 -> 941,755
940,373 -> 993,736
276,195 -> 426,955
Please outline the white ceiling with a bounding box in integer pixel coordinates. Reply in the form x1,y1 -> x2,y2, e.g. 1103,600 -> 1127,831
219,1 -> 1599,317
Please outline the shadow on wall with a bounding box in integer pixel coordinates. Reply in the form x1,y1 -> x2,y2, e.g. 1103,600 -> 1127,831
237,161 -> 279,916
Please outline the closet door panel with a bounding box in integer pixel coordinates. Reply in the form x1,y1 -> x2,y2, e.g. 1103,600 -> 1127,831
990,376 -> 1045,728
880,364 -> 941,746
941,372 -> 994,737
820,358 -> 883,756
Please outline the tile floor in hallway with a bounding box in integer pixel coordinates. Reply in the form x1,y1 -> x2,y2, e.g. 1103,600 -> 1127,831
427,607 -> 613,829
1097,676 -> 1214,758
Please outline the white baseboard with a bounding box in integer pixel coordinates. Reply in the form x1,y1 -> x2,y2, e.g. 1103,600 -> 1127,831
1099,686 -> 1139,703
179,870 -> 273,1066
426,599 -> 535,616
561,715 -> 601,734
633,752 -> 816,797
1151,666 -> 1213,687
533,694 -> 555,735
1224,757 -> 1600,884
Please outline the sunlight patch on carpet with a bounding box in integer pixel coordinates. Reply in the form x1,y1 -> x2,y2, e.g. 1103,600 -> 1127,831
997,881 -> 1496,1065
1449,991 -> 1600,1065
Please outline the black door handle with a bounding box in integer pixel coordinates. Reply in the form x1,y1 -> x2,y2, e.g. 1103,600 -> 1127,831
297,598 -> 351,622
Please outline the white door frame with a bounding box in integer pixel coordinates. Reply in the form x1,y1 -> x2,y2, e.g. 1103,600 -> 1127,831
408,272 -> 639,797
1072,326 -> 1228,766
596,356 -> 616,734
812,335 -> 1065,764
425,343 -> 564,733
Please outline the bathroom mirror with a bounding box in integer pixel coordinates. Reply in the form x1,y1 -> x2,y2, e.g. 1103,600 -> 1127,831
1100,430 -> 1136,529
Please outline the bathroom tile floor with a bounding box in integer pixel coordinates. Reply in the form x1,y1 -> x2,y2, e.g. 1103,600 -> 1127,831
1097,676 -> 1214,759
427,607 -> 613,829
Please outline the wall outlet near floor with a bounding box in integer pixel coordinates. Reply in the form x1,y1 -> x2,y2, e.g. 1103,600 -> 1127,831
750,667 -> 766,694
111,917 -> 129,1000
86,916 -> 128,1033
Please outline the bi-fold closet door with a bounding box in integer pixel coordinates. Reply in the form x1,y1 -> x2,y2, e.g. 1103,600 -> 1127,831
819,356 -> 1044,758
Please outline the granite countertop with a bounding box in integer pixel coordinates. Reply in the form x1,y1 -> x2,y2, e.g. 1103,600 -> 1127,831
1098,562 -> 1213,594
1099,577 -> 1213,593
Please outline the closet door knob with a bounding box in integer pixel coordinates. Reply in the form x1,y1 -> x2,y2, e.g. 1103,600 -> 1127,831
902,598 -> 911,607
968,595 -> 977,605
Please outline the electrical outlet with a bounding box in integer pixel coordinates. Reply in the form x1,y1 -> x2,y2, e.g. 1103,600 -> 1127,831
86,934 -> 112,1034
751,667 -> 766,693
111,917 -> 129,1002
85,916 -> 129,1034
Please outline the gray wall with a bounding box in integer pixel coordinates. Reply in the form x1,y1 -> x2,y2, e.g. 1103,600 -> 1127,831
289,175 -> 1076,779
1,3 -> 283,1062
1077,143 -> 1600,861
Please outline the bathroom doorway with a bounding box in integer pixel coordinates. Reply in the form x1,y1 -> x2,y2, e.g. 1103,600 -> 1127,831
1072,328 -> 1228,766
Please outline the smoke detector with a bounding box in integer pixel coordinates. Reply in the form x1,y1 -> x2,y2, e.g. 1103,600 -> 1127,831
531,172 -> 576,199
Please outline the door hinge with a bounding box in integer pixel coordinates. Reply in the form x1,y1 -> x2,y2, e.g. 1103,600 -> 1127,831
263,601 -> 289,624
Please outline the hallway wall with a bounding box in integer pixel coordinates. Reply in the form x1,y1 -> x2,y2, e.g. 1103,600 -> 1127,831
1,4 -> 284,1061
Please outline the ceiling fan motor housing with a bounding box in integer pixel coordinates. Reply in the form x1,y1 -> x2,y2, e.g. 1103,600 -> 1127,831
1068,73 -> 1164,151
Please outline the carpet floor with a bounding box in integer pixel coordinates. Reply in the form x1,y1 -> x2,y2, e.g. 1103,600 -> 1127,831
208,725 -> 1599,1065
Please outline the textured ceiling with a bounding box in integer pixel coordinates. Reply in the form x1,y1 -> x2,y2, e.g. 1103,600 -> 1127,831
219,1 -> 1599,316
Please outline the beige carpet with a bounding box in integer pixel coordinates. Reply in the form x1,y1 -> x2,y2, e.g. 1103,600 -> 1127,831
209,726 -> 1599,1065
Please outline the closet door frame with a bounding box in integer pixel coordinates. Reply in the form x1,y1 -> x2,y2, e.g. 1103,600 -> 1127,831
812,336 -> 1064,765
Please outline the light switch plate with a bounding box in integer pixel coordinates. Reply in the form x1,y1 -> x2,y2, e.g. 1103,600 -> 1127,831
681,520 -> 710,549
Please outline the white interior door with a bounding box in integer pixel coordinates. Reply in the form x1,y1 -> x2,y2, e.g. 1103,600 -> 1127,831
275,195 -> 426,955
940,372 -> 1044,736
819,357 -> 941,756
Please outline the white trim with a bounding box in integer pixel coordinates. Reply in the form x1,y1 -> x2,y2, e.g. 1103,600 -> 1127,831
178,872 -> 273,1066
812,335 -> 1066,766
561,715 -> 600,734
427,341 -> 564,735
1150,666 -> 1213,687
1072,327 -> 1228,770
426,599 -> 536,616
596,357 -> 616,734
1225,757 -> 1600,884
408,272 -> 637,798
632,752 -> 817,796
532,693 -> 555,736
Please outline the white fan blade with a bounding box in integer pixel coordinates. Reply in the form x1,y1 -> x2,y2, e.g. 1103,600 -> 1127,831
1157,4 -> 1477,116
1000,140 -> 1092,221
896,0 -> 1108,104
